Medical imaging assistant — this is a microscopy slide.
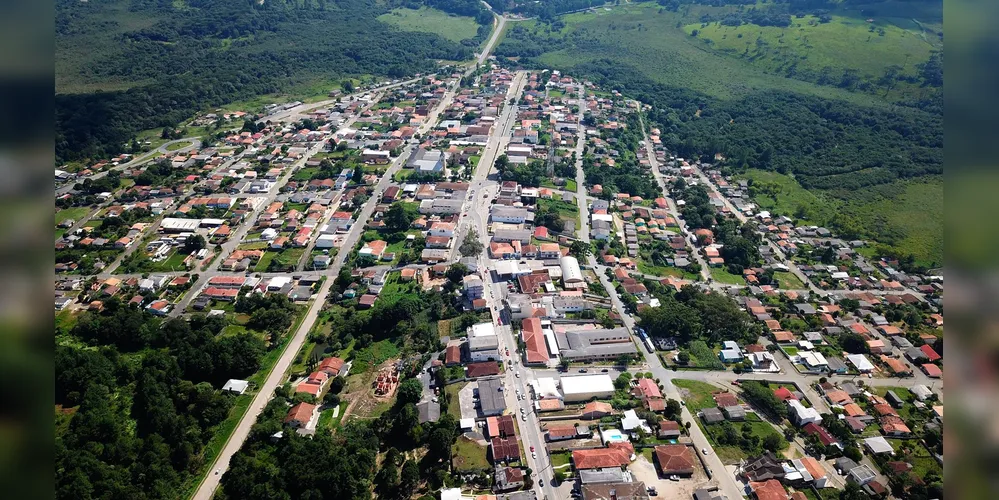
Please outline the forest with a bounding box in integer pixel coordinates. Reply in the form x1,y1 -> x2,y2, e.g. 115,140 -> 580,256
55,0 -> 481,164
55,296 -> 298,498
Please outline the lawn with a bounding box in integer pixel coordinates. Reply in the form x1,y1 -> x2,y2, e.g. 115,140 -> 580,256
165,139 -> 195,151
637,260 -> 700,280
452,436 -> 490,472
565,179 -> 577,192
672,379 -> 719,412
774,271 -> 805,289
699,413 -> 788,464
538,197 -> 580,225
350,339 -> 400,374
55,206 -> 91,226
378,7 -> 480,43
550,451 -> 571,468
445,382 -> 466,420
710,267 -> 745,285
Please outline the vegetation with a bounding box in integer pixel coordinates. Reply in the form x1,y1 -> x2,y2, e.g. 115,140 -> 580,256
637,284 -> 759,345
55,0 -> 484,163
494,2 -> 943,266
55,306 -> 280,498
379,7 -> 481,44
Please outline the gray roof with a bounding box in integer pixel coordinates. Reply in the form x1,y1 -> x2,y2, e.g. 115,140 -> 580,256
478,378 -> 507,415
555,328 -> 636,360
578,467 -> 625,484
701,407 -> 724,423
469,334 -> 499,351
417,400 -> 440,423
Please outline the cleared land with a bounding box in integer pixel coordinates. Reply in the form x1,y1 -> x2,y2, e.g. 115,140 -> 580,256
685,14 -> 939,100
378,8 -> 479,43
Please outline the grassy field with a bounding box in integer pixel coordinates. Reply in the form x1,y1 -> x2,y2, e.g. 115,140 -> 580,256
672,379 -> 719,412
685,14 -> 939,99
521,4 -> 907,107
445,382 -> 466,420
710,267 -> 745,285
452,436 -> 490,472
55,206 -> 91,226
774,271 -> 805,289
165,139 -> 195,151
378,8 -> 479,44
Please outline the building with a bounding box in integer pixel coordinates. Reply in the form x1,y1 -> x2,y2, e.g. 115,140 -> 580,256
468,322 -> 500,362
749,479 -> 787,500
222,379 -> 249,395
560,256 -> 586,289
463,274 -> 484,299
490,437 -> 521,463
787,400 -> 822,426
467,361 -> 500,378
407,148 -> 446,173
572,444 -> 633,470
561,374 -> 615,402
478,378 -> 507,416
556,328 -> 637,362
580,482 -> 650,500
494,467 -> 525,492
284,402 -> 316,428
653,445 -> 695,476
521,317 -> 551,366
491,205 -> 530,224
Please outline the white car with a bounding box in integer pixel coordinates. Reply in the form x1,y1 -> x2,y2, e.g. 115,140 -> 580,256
532,451 -> 537,459
701,448 -> 709,455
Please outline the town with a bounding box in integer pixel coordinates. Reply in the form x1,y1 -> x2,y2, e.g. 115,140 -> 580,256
55,58 -> 943,500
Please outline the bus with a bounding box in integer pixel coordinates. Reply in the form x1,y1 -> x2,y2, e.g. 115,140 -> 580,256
643,336 -> 656,354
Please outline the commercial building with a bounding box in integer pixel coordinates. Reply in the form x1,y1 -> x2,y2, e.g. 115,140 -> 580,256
478,378 -> 507,416
468,322 -> 500,362
555,327 -> 637,362
561,374 -> 615,402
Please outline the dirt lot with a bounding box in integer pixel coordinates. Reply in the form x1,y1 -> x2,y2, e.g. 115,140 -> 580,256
630,453 -> 710,498
339,358 -> 399,422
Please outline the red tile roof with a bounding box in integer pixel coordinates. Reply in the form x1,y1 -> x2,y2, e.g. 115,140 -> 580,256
491,437 -> 520,462
750,479 -> 787,500
774,387 -> 797,401
654,445 -> 695,475
802,422 -> 838,446
920,344 -> 941,361
318,357 -> 345,375
445,344 -> 461,365
572,446 -> 631,469
284,402 -> 316,424
466,361 -> 500,378
634,378 -> 663,399
922,363 -> 942,378
521,317 -> 548,365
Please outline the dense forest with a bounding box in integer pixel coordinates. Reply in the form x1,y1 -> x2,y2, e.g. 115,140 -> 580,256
55,0 -> 483,164
55,297 -> 298,498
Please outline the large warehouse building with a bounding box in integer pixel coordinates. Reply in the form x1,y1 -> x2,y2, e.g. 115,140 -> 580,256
560,374 -> 615,402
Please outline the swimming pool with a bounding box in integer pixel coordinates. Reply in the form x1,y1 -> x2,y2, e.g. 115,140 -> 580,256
601,428 -> 628,443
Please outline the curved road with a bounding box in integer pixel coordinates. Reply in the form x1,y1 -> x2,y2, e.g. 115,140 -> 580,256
56,138 -> 202,196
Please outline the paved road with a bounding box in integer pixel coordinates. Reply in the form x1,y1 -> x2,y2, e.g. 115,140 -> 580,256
638,116 -> 711,282
192,59 -> 472,500
56,138 -> 203,196
478,15 -> 506,65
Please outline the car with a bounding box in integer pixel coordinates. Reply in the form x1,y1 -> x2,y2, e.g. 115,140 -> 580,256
532,451 -> 537,459
701,448 -> 708,455
215,469 -> 220,476
601,368 -> 609,373
515,372 -> 520,378
432,397 -> 438,403
530,446 -> 535,452
680,400 -> 686,406
538,479 -> 544,487
521,414 -> 526,421
578,368 -> 587,373
483,194 -> 488,198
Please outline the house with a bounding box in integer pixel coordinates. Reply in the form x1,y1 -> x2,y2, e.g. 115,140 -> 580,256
494,467 -> 525,492
284,402 -> 316,428
318,356 -> 346,376
581,401 -> 613,420
803,422 -> 839,447
222,379 -> 249,395
490,437 -> 521,463
572,445 -> 632,470
652,444 -> 695,477
407,148 -> 446,173
787,400 -> 822,426
466,361 -> 500,378
701,408 -> 725,424
657,420 -> 681,439
749,479 -> 787,500
741,453 -> 785,482
723,406 -> 746,421
922,363 -> 942,378
359,240 -> 387,260
445,344 -> 461,366
546,425 -> 578,442
863,436 -> 894,455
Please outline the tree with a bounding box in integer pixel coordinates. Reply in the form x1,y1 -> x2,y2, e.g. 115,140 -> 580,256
762,433 -> 786,452
613,372 -> 632,390
445,263 -> 469,284
384,203 -> 414,232
396,378 -> 422,406
677,351 -> 691,365
458,232 -> 483,257
664,399 -> 682,420
840,332 -> 869,354
739,381 -> 788,420
400,459 -> 420,493
569,240 -> 591,258
183,234 -> 206,253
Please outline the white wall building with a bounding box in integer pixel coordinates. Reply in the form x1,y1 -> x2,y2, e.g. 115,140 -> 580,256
560,374 -> 615,402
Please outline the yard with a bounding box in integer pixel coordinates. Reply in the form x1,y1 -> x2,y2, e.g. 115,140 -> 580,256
452,436 -> 490,472
774,271 -> 806,289
445,382 -> 466,420
55,206 -> 91,226
710,267 -> 745,285
699,413 -> 788,464
672,379 -> 720,412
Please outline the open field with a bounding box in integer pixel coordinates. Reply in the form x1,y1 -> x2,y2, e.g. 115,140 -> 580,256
452,436 -> 490,472
378,8 -> 480,43
685,14 -> 939,99
511,4 -> 915,107
55,207 -> 91,226
673,379 -> 720,412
